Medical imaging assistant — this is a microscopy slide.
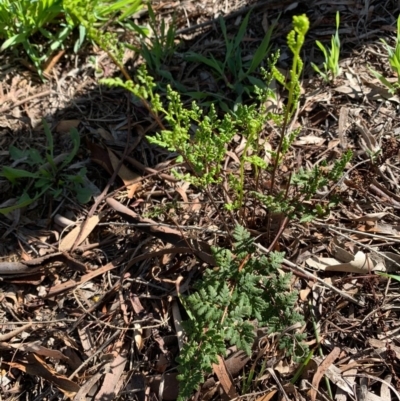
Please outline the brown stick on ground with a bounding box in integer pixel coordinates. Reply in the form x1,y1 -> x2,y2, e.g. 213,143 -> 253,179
106,198 -> 216,266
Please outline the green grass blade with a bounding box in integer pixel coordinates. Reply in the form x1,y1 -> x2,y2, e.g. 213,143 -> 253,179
42,120 -> 54,158
1,33 -> 27,50
234,10 -> 251,51
185,52 -> 223,74
9,146 -> 28,161
0,192 -> 36,214
246,20 -> 275,75
60,128 -> 80,170
377,272 -> 400,282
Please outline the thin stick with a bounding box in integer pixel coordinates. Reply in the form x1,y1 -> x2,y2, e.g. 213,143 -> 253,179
0,322 -> 32,341
255,242 -> 365,307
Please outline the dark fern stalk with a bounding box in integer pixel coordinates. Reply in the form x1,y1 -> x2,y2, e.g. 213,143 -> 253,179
176,225 -> 307,400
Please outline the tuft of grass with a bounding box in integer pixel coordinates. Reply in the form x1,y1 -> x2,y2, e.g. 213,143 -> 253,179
126,3 -> 185,91
369,14 -> 400,95
184,10 -> 277,111
311,11 -> 341,82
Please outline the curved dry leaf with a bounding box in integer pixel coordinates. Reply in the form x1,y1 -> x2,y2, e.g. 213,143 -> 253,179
263,140 -> 272,165
284,1 -> 298,11
369,338 -> 400,359
338,106 -> 349,149
96,127 -> 114,141
56,120 -> 80,133
360,75 -> 400,103
73,372 -> 103,401
381,375 -> 392,401
331,243 -> 354,263
148,373 -> 179,401
356,120 -> 381,154
0,261 -> 31,274
306,251 -> 377,273
59,215 -> 99,252
262,12 -> 269,33
334,83 -> 364,99
302,88 -> 331,112
380,252 -> 400,272
88,141 -> 113,175
322,360 -> 354,395
310,347 -> 341,401
274,359 -> 290,375
255,390 -> 278,401
351,212 -> 387,222
9,341 -> 69,361
94,350 -> 128,401
134,323 -> 143,351
364,223 -> 400,236
8,354 -> 80,398
175,186 -> 189,205
107,149 -> 141,198
171,299 -> 184,352
212,355 -> 239,399
225,350 -> 250,377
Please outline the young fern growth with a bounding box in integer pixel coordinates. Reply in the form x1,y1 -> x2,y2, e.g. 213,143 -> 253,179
253,149 -> 353,223
103,67 -> 239,187
177,225 -> 307,400
147,85 -> 238,186
270,15 -> 309,191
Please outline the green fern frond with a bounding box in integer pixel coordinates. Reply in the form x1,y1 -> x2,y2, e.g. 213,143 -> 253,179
177,225 -> 307,398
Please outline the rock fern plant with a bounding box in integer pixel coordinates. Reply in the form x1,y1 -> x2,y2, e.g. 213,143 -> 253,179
99,13 -> 353,400
177,225 -> 306,399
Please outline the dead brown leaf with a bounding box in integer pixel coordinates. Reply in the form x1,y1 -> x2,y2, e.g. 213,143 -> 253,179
212,354 -> 239,399
107,148 -> 141,198
56,120 -> 81,133
310,347 -> 341,401
255,390 -> 278,401
94,346 -> 128,401
59,215 -> 100,252
6,354 -> 80,398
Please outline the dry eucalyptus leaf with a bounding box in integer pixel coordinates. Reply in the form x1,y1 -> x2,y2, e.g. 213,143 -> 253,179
59,215 -> 99,252
306,251 -> 377,273
56,120 -> 80,133
351,212 -> 388,222
96,127 -> 114,141
293,135 -> 324,146
107,149 -> 141,197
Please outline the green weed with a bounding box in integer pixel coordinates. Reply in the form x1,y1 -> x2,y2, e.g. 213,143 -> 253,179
311,12 -> 341,82
0,121 -> 92,214
0,0 -> 144,79
103,14 -> 350,219
0,0 -> 72,78
377,272 -> 400,282
267,13 -> 310,193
